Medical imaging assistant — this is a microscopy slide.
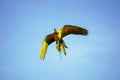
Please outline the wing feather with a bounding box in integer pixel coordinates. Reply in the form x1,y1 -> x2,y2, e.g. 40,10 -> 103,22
45,33 -> 55,45
59,25 -> 88,38
40,40 -> 48,60
40,33 -> 55,60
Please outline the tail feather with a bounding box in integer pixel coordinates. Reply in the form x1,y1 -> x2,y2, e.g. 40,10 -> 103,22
56,40 -> 67,55
56,43 -> 62,53
61,44 -> 66,55
61,40 -> 67,55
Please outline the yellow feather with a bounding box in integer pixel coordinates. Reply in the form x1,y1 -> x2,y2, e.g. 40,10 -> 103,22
56,40 -> 67,55
57,27 -> 63,39
40,40 -> 48,60
61,41 -> 66,55
56,43 -> 62,53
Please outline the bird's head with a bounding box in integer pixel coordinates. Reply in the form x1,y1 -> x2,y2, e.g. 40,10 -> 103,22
54,28 -> 58,34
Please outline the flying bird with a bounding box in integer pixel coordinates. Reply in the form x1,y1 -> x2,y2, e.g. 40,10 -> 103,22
40,25 -> 88,60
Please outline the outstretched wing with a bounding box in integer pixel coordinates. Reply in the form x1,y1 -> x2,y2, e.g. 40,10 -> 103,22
40,33 -> 55,60
58,25 -> 88,38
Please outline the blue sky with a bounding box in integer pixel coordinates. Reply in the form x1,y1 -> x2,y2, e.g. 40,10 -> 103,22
0,0 -> 120,80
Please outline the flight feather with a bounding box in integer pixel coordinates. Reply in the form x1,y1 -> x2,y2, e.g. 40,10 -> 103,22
40,33 -> 55,60
58,25 -> 88,38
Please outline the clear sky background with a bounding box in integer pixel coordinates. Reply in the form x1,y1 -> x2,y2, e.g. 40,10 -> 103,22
0,0 -> 120,80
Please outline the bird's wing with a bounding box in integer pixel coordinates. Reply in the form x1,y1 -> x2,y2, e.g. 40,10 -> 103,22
58,25 -> 88,38
40,33 -> 55,60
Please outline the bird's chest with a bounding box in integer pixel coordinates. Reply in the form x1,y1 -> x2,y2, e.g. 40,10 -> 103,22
53,34 -> 60,41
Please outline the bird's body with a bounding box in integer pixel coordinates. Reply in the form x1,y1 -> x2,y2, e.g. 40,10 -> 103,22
40,25 -> 88,60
